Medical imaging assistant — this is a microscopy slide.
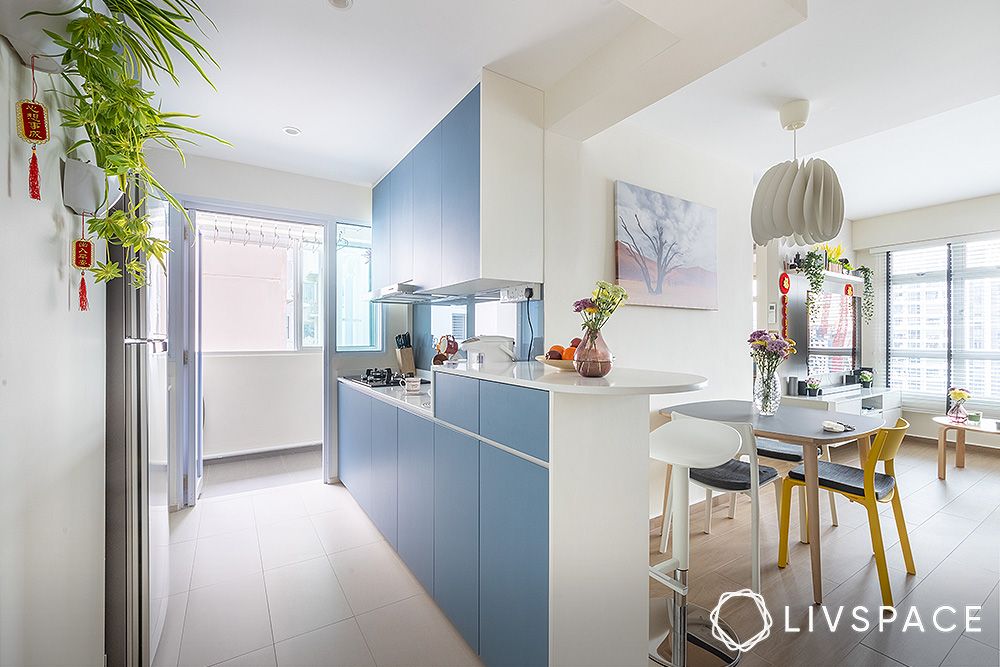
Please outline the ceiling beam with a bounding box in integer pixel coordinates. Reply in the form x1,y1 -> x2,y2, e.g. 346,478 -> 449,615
544,0 -> 808,141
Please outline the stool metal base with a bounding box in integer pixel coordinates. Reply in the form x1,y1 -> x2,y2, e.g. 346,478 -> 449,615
649,599 -> 741,667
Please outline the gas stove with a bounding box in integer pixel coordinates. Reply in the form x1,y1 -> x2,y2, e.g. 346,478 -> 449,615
347,367 -> 429,389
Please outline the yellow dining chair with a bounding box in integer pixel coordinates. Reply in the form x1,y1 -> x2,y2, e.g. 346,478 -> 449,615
777,418 -> 915,607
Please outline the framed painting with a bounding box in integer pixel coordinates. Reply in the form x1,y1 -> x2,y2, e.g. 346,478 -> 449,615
614,180 -> 718,310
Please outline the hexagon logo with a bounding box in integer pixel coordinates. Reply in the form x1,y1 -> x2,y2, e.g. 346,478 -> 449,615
709,589 -> 773,651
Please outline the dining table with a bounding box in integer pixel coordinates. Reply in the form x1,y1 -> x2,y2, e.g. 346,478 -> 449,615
661,399 -> 885,604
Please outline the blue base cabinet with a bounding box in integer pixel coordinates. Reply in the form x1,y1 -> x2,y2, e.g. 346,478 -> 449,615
370,399 -> 398,546
479,443 -> 549,667
433,426 -> 480,652
338,384 -> 372,516
397,410 -> 435,593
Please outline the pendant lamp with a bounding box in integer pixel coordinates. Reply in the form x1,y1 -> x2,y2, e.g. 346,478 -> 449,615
751,99 -> 844,246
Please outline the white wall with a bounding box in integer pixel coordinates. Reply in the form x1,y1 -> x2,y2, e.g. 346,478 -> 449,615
203,353 -> 323,457
543,120 -> 755,516
854,195 -> 1000,448
0,44 -> 105,665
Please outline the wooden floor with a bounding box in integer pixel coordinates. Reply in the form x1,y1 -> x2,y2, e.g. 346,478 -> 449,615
650,438 -> 1000,667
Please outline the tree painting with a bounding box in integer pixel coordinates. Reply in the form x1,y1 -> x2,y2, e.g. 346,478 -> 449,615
614,181 -> 718,309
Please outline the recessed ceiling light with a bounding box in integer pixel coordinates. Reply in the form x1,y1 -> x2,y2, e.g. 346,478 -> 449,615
283,126 -> 302,136
328,0 -> 353,9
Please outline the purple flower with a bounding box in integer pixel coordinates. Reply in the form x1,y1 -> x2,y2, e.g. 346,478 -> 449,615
573,298 -> 596,313
765,338 -> 788,355
747,329 -> 769,343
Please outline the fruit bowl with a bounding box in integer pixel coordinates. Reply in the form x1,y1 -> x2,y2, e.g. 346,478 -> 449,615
535,355 -> 576,371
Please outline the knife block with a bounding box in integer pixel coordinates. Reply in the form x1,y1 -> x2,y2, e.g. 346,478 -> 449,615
395,348 -> 416,376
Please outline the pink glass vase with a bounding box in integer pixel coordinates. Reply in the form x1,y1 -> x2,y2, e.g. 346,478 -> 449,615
947,400 -> 968,424
574,329 -> 613,378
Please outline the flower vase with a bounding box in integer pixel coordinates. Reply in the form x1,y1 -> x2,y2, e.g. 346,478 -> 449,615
574,329 -> 613,378
754,369 -> 781,415
947,400 -> 968,424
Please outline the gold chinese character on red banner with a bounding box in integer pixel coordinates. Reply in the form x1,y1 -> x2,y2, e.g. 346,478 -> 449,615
16,100 -> 50,145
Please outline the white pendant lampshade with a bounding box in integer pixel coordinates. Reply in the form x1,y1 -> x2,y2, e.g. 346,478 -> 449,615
751,100 -> 845,246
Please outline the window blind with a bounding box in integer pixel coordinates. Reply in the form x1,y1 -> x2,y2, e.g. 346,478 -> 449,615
886,238 -> 1000,412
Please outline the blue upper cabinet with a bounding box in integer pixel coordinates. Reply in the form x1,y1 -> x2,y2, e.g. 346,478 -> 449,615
412,126 -> 442,291
389,153 -> 414,285
479,443 -> 549,667
441,85 -> 481,288
396,409 -> 435,593
369,400 -> 398,546
371,177 -> 391,291
433,426 -> 479,652
337,384 -> 372,515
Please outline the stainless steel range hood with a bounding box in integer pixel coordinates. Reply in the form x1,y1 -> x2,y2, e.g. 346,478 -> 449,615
368,283 -> 438,304
370,281 -> 542,306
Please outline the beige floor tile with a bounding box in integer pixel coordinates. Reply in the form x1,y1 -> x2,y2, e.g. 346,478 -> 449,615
190,529 -> 262,589
941,636 -> 1000,667
264,556 -> 354,642
170,505 -> 202,544
152,592 -> 187,667
841,643 -> 905,666
212,645 -> 277,667
972,585 -> 999,650
297,481 -> 357,515
199,496 -> 257,538
330,542 -> 421,615
170,539 -> 197,595
356,595 -> 481,667
257,517 -> 325,571
179,573 -> 273,667
252,487 -> 309,527
274,618 -> 375,667
311,508 -> 383,555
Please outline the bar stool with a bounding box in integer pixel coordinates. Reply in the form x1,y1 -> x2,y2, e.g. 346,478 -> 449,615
649,417 -> 744,667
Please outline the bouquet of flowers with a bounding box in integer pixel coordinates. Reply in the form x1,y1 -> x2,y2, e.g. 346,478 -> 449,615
747,330 -> 796,414
948,387 -> 971,423
573,281 -> 628,333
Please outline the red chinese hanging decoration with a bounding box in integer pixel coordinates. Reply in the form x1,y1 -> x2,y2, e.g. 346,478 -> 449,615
72,214 -> 94,311
15,56 -> 50,201
844,283 -> 855,297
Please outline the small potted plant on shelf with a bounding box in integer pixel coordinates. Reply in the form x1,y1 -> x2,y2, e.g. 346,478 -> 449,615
806,377 -> 821,396
858,370 -> 874,389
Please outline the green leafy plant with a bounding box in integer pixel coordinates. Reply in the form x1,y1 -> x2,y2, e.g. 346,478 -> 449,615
25,0 -> 227,286
800,248 -> 826,314
854,265 -> 875,323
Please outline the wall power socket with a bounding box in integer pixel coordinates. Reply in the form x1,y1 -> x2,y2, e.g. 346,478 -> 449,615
500,285 -> 537,303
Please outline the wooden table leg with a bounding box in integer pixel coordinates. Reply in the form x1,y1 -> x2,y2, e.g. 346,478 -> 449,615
856,434 -> 871,467
802,448 -> 823,604
956,429 -> 966,469
937,426 -> 948,480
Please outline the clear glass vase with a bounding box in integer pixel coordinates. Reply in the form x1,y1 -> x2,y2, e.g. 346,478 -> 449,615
753,369 -> 781,416
947,400 -> 968,424
574,329 -> 613,378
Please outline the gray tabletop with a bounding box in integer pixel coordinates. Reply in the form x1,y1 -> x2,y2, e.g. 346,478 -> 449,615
662,399 -> 885,444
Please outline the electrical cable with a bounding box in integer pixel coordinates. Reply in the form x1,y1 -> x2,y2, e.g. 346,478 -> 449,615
524,289 -> 534,361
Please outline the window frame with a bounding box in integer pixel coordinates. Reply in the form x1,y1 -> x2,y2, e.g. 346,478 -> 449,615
335,220 -> 383,353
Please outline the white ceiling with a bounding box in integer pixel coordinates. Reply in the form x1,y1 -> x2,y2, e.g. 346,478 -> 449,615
153,0 -> 638,185
627,0 -> 1000,219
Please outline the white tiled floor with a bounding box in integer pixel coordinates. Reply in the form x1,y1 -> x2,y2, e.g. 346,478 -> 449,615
155,455 -> 481,667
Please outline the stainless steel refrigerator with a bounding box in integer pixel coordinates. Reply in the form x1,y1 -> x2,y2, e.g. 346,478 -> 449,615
106,196 -> 171,666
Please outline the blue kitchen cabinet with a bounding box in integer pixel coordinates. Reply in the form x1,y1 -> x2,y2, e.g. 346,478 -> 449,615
479,381 -> 549,462
479,443 -> 549,667
371,176 -> 391,291
389,153 -> 414,285
396,410 -> 435,593
433,426 -> 479,652
440,85 -> 481,287
412,125 -> 442,290
433,372 -> 479,434
370,400 -> 398,546
337,384 -> 373,515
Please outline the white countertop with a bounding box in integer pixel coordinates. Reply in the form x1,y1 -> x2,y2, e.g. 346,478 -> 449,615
337,377 -> 433,416
433,361 -> 707,396
784,386 -> 898,402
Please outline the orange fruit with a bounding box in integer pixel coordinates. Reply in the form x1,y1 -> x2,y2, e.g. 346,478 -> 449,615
549,344 -> 565,354
562,346 -> 577,360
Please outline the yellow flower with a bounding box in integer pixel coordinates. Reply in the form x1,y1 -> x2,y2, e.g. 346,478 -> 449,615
585,307 -> 597,314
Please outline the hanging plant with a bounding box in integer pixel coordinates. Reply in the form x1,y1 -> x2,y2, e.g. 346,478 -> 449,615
799,248 -> 826,314
23,0 -> 227,286
854,265 -> 875,324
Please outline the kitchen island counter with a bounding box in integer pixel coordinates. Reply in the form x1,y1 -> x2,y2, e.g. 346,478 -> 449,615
433,360 -> 707,395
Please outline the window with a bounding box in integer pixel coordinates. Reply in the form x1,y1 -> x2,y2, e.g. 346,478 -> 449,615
887,239 -> 1000,412
198,211 -> 324,352
336,222 -> 382,352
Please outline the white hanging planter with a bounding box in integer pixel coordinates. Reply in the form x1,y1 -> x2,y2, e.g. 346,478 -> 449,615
0,0 -> 106,72
62,158 -> 123,216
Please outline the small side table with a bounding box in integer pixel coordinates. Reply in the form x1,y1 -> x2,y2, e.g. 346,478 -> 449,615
935,416 -> 1000,479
